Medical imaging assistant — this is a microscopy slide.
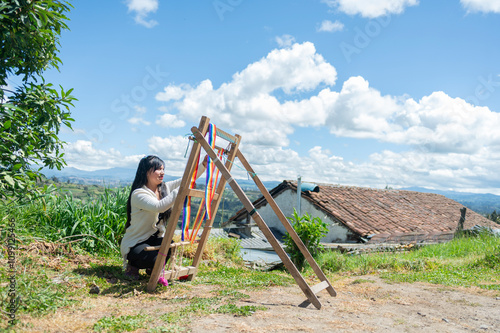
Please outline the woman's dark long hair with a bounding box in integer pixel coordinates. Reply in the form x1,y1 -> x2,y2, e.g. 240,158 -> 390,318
125,155 -> 165,229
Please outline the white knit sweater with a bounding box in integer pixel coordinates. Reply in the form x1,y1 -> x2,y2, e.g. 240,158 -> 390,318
120,178 -> 182,263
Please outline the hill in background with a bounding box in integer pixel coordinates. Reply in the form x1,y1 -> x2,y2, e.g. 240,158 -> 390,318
41,167 -> 500,215
402,187 -> 500,216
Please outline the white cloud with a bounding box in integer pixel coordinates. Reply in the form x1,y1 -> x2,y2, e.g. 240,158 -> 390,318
127,117 -> 151,126
275,34 -> 296,47
322,0 -> 419,18
134,105 -> 147,114
63,140 -> 143,171
156,84 -> 191,102
131,41 -> 500,193
147,135 -> 200,176
155,113 -> 186,128
238,143 -> 500,195
320,78 -> 500,155
159,42 -> 337,147
125,0 -> 159,28
157,41 -> 500,154
461,0 -> 500,13
317,20 -> 344,32
325,76 -> 400,139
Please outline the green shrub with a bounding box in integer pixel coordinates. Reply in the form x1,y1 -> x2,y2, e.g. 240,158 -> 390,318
284,209 -> 329,271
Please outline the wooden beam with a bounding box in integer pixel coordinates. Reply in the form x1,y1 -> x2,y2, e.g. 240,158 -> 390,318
191,127 -> 323,310
147,116 -> 211,292
161,266 -> 197,280
310,281 -> 329,295
236,150 -> 337,298
216,127 -> 237,143
144,241 -> 192,252
187,188 -> 219,200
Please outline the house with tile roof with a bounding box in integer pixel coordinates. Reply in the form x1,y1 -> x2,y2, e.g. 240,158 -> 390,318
223,180 -> 499,244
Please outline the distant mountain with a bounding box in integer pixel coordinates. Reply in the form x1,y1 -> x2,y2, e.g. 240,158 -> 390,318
41,167 -> 499,216
42,167 -> 135,179
402,187 -> 500,215
40,167 -> 177,186
40,167 -> 280,190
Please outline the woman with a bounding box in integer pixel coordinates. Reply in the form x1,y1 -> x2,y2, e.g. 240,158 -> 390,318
120,155 -> 206,278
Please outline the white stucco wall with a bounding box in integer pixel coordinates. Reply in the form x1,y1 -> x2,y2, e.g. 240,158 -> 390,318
254,189 -> 355,243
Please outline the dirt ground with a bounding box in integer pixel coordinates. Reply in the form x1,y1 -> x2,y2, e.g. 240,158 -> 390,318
16,275 -> 500,333
193,276 -> 500,333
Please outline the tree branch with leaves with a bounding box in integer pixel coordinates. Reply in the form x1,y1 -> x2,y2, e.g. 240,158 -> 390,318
1,0 -> 75,202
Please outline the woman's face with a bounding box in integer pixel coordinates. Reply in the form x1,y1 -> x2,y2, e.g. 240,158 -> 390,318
146,165 -> 164,187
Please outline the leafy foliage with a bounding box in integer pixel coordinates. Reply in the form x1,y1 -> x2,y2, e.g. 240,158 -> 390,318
0,0 -> 75,202
284,209 -> 329,271
487,210 -> 500,224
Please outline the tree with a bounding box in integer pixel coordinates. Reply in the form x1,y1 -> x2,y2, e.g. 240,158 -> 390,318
487,210 -> 499,225
0,0 -> 75,202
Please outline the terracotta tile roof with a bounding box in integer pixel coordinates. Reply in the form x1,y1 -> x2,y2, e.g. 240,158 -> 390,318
225,180 -> 498,239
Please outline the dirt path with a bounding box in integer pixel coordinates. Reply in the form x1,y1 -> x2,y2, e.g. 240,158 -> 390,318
17,275 -> 500,332
193,276 -> 500,332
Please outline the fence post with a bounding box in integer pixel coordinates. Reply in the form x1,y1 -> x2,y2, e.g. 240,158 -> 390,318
455,207 -> 467,237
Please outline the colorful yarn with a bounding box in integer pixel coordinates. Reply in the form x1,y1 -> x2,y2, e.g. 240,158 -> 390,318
204,123 -> 217,220
181,197 -> 190,241
190,147 -> 224,242
181,152 -> 201,241
182,123 -> 221,242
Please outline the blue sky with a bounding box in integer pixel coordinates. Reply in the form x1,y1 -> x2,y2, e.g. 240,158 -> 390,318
16,0 -> 500,193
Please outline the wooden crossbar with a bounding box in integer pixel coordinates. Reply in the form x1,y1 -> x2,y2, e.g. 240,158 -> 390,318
215,127 -> 236,143
188,189 -> 219,200
160,266 -> 196,280
144,241 -> 192,252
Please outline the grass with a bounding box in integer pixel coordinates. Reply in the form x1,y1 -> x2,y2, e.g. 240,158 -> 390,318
1,185 -> 500,331
1,232 -> 499,331
93,313 -> 149,333
195,264 -> 294,289
2,186 -> 129,255
313,233 -> 500,291
0,235 -> 284,331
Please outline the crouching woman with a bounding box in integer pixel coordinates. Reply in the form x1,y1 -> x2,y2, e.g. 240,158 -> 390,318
120,155 -> 205,278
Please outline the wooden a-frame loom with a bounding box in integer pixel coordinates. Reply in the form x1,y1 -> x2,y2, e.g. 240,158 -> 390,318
147,116 -> 336,309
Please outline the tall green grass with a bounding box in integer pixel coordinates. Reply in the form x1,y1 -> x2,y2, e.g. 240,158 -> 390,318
3,187 -> 129,254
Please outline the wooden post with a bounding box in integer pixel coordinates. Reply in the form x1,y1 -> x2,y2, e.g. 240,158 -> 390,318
237,150 -> 336,297
191,127 -> 334,310
146,116 -> 210,292
455,207 -> 467,238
